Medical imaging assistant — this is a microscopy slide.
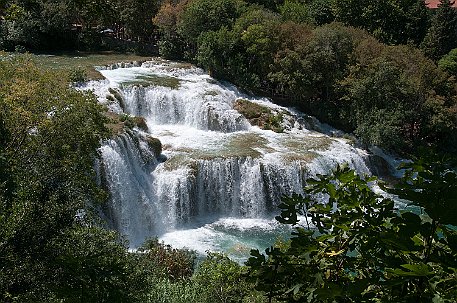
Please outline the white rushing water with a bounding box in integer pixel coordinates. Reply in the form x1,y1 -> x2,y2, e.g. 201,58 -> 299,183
87,58 -> 372,259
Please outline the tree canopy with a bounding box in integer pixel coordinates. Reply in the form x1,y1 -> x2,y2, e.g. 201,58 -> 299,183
153,0 -> 457,156
248,162 -> 457,302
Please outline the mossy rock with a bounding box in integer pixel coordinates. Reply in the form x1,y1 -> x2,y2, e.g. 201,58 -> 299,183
104,112 -> 149,135
146,136 -> 162,156
234,99 -> 284,133
120,75 -> 181,89
119,114 -> 149,131
106,94 -> 116,102
234,99 -> 270,119
366,154 -> 392,178
104,111 -> 124,135
108,87 -> 126,111
133,116 -> 148,132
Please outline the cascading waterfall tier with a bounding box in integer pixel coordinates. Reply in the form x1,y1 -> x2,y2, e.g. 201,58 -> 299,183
89,58 -> 372,250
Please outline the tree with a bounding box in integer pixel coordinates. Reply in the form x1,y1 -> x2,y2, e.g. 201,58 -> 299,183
245,0 -> 283,11
0,55 -> 145,302
196,6 -> 281,90
279,0 -> 313,24
279,0 -> 334,26
340,44 -> 457,154
421,0 -> 457,60
0,0 -> 119,50
177,0 -> 245,59
194,253 -> 254,303
438,48 -> 457,76
153,0 -> 188,59
118,0 -> 160,42
51,226 -> 147,303
268,23 -> 357,121
247,163 -> 457,302
334,0 -> 428,45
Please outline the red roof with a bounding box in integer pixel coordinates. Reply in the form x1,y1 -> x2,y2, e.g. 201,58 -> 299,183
425,0 -> 457,9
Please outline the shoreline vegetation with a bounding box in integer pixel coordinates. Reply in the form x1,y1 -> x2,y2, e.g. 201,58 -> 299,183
1,0 -> 457,302
29,51 -> 153,80
151,0 -> 457,159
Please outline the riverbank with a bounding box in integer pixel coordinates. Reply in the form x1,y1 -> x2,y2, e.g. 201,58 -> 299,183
27,51 -> 153,80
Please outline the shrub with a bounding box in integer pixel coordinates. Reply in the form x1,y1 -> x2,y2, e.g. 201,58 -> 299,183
194,253 -> 261,303
68,67 -> 88,83
138,238 -> 196,281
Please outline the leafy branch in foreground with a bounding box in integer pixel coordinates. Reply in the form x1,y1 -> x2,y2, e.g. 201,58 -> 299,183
247,163 -> 457,302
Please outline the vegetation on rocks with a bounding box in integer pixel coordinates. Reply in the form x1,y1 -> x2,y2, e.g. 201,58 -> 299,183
105,112 -> 149,135
234,99 -> 285,132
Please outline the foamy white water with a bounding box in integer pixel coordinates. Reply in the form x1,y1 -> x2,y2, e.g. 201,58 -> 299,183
88,58 -> 372,256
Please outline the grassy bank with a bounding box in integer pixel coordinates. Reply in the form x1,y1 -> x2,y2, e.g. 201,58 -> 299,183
15,51 -> 152,80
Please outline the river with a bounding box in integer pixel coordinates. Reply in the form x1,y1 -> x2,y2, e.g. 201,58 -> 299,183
85,58 -> 373,262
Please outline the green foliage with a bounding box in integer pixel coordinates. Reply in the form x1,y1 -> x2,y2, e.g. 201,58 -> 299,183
68,67 -> 88,83
268,22 -> 358,122
247,164 -> 457,302
279,0 -> 313,24
196,27 -> 242,79
340,44 -> 457,153
194,252 -> 264,303
146,276 -> 207,303
245,0 -> 283,11
51,226 -> 147,303
178,0 -> 246,60
421,0 -> 457,61
141,250 -> 265,303
439,48 -> 457,77
279,0 -> 334,25
157,36 -> 187,59
153,1 -> 188,59
118,0 -> 160,42
334,0 -> 428,46
0,0 -> 161,52
308,0 -> 335,26
138,238 -> 196,281
196,6 -> 281,88
0,55 -> 144,302
178,0 -> 244,41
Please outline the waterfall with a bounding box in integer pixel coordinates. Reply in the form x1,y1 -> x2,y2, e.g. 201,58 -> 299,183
99,132 -> 164,247
120,85 -> 249,132
90,59 -> 372,249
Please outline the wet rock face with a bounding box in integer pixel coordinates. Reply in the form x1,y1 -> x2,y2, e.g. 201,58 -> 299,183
133,116 -> 148,132
365,154 -> 392,178
145,135 -> 162,157
107,87 -> 126,111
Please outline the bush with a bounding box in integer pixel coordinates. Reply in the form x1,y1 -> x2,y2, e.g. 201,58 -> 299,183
0,56 -> 115,302
438,48 -> 457,77
68,67 -> 88,83
138,238 -> 196,281
194,253 -> 262,303
146,277 -> 206,303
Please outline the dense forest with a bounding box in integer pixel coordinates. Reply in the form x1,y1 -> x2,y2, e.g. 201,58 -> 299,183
1,0 -> 457,302
150,0 -> 457,156
3,0 -> 455,155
